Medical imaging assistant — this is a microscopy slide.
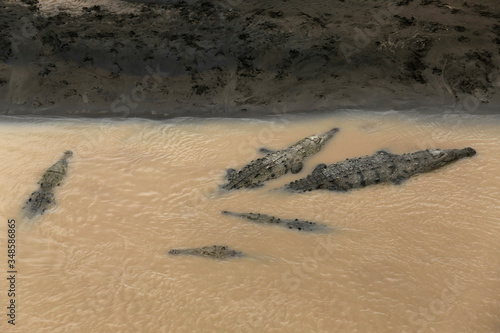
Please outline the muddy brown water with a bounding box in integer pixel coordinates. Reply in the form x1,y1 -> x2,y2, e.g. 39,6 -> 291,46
1,111 -> 499,332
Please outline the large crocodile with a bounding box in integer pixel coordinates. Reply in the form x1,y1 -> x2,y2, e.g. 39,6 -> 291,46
222,127 -> 339,190
285,147 -> 476,192
168,245 -> 243,259
23,151 -> 73,219
222,211 -> 331,233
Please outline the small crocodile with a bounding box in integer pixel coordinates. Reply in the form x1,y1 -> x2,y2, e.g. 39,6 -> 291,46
168,245 -> 243,259
222,211 -> 332,233
222,127 -> 339,190
23,151 -> 73,219
285,147 -> 476,192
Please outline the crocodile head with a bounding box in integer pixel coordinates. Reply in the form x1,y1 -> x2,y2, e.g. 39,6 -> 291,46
423,147 -> 476,171
301,127 -> 340,155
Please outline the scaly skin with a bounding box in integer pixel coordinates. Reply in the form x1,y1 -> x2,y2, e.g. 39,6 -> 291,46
222,127 -> 339,190
285,148 -> 476,192
168,245 -> 243,259
38,150 -> 73,190
23,151 -> 73,219
23,191 -> 56,219
222,211 -> 331,233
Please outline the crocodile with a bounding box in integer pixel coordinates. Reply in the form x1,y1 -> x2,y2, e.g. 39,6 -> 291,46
222,211 -> 332,233
168,245 -> 243,259
285,147 -> 476,192
23,191 -> 56,219
222,127 -> 339,190
23,151 -> 73,219
38,150 -> 73,190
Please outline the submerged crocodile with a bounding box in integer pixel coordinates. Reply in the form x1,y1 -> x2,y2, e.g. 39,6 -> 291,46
222,127 -> 339,190
285,147 -> 476,192
168,245 -> 243,259
222,211 -> 331,233
23,191 -> 56,219
23,151 -> 73,219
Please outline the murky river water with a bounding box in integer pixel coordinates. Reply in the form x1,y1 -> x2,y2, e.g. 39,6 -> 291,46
1,110 -> 500,332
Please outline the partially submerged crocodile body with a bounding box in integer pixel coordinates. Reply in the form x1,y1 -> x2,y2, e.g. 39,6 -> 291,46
168,245 -> 243,259
38,150 -> 73,190
285,148 -> 476,192
222,127 -> 339,190
222,211 -> 331,232
23,151 -> 73,219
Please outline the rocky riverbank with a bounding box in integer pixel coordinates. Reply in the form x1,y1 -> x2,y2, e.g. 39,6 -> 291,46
1,0 -> 499,118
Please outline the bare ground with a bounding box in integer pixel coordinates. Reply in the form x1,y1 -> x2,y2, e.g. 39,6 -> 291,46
0,0 -> 499,118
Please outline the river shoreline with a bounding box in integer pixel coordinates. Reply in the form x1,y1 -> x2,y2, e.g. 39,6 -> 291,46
1,0 -> 500,119
1,99 -> 499,120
